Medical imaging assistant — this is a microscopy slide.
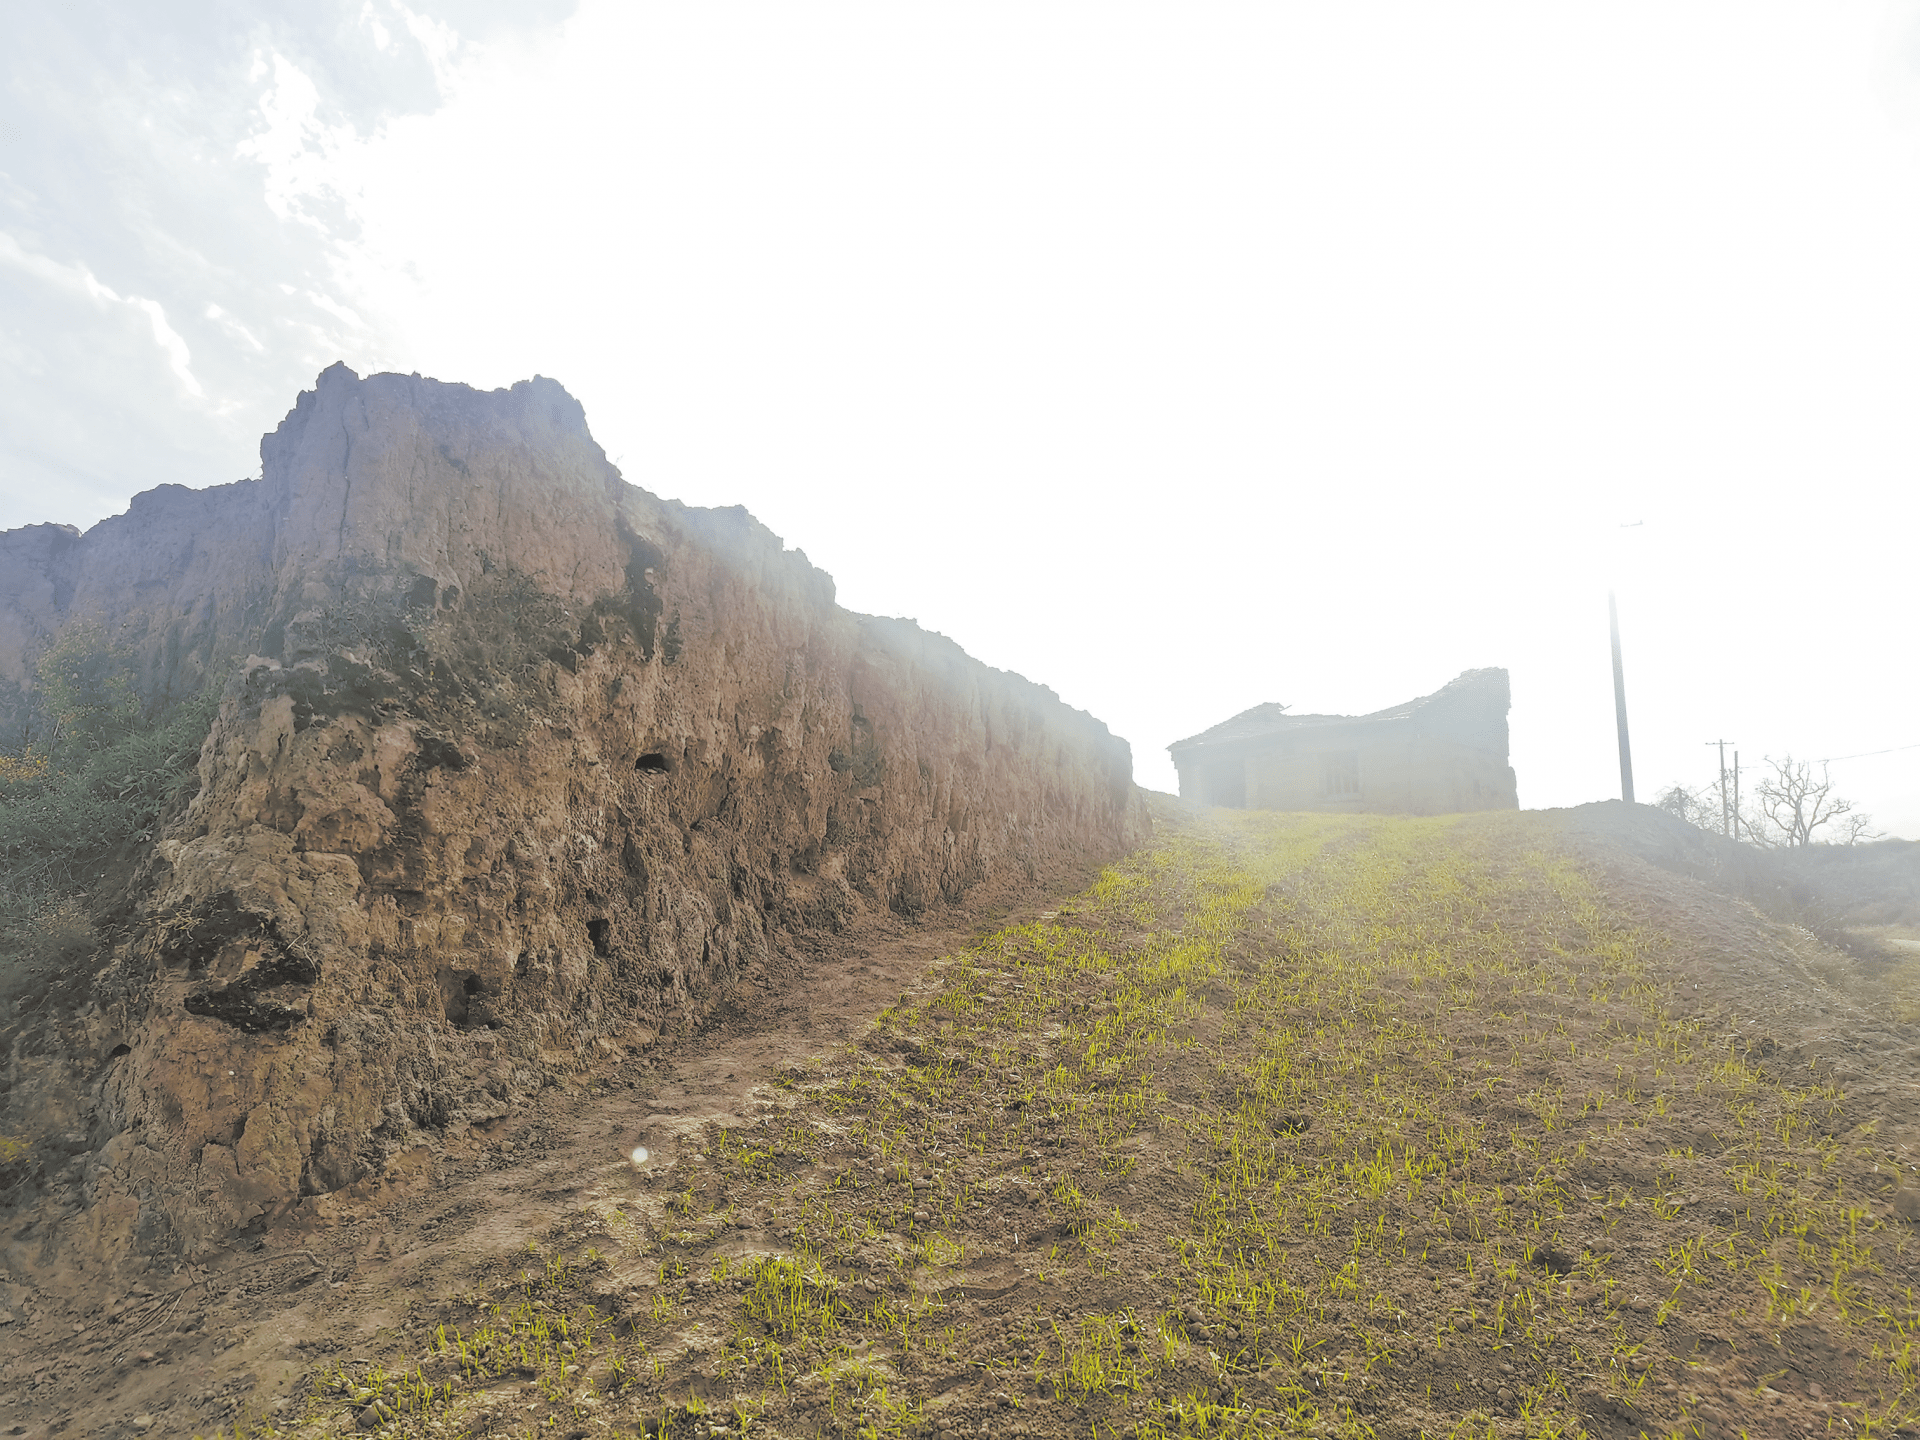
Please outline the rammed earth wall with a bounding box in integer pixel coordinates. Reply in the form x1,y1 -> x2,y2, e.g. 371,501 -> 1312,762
0,365 -> 1146,1269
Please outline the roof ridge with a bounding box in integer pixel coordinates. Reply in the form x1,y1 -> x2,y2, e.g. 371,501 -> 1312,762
1168,667 -> 1508,753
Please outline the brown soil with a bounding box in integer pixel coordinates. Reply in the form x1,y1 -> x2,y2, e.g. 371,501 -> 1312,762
0,870 -> 1090,1440
9,800 -> 1920,1440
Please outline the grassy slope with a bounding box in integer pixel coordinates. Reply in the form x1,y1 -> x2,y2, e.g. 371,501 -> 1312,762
270,802 -> 1918,1440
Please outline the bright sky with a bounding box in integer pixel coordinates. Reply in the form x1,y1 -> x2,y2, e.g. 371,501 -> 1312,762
4,2 -> 1919,832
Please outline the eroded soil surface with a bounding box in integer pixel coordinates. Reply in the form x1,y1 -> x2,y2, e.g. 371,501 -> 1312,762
1,868 -> 1096,1440
11,801 -> 1920,1440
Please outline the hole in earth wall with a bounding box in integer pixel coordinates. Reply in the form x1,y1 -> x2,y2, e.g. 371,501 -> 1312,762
441,969 -> 483,1025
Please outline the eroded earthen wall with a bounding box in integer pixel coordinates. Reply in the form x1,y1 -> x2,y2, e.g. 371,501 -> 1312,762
0,365 -> 1146,1272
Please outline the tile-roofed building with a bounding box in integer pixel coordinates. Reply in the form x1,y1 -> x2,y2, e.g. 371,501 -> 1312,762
1168,667 -> 1518,813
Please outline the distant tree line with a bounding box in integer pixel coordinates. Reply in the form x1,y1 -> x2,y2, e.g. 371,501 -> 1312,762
1653,754 -> 1880,848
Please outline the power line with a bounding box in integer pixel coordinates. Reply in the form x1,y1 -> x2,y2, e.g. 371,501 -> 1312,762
1685,741 -> 1919,771
1816,741 -> 1920,765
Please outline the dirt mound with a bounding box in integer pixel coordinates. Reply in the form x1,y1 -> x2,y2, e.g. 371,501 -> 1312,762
1784,838 -> 1920,928
0,365 -> 1146,1292
1559,798 -> 1920,942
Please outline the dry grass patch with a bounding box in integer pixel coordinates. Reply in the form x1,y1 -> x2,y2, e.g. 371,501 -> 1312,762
244,802 -> 1920,1440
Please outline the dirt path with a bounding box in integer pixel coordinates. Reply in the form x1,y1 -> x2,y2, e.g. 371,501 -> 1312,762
5,882 -> 1084,1440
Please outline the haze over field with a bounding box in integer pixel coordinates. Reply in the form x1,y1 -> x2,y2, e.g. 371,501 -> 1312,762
4,2 -> 1918,831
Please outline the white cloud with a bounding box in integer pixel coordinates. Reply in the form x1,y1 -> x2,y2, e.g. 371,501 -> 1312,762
0,231 -> 117,303
126,297 -> 206,398
0,232 -> 204,397
305,290 -> 366,329
393,4 -> 464,93
363,4 -> 394,53
205,303 -> 265,353
235,51 -> 360,230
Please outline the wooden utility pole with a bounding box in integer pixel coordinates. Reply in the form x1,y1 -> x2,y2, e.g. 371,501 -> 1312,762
1706,739 -> 1735,836
1609,592 -> 1635,804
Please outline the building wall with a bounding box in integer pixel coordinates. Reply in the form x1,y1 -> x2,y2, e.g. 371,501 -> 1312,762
1241,729 -> 1517,814
1171,670 -> 1518,815
1176,754 -> 1247,808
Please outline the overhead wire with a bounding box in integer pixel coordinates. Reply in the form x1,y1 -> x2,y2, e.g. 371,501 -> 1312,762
1814,742 -> 1920,764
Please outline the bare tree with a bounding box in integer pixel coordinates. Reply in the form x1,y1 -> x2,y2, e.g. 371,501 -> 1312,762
1749,754 -> 1880,848
1652,782 -> 1719,831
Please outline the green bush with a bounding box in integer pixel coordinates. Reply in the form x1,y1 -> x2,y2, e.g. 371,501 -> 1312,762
0,624 -> 218,905
34,619 -> 143,752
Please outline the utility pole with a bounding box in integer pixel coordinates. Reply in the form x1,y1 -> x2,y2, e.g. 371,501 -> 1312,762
1609,592 -> 1635,804
1733,750 -> 1742,841
1706,739 -> 1735,837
